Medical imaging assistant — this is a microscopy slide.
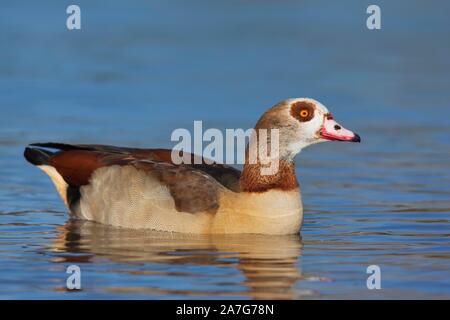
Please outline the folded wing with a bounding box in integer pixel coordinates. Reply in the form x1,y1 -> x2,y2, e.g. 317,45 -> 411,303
26,143 -> 242,214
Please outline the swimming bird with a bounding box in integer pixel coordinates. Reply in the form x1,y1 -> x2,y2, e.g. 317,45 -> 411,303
24,98 -> 360,235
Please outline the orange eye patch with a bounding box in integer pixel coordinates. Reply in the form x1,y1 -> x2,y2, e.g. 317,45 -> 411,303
290,101 -> 315,122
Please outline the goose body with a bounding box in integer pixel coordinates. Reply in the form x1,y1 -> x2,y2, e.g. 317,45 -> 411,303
25,98 -> 360,235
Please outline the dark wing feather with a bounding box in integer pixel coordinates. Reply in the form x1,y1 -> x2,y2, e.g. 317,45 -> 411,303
132,160 -> 221,213
28,143 -> 241,192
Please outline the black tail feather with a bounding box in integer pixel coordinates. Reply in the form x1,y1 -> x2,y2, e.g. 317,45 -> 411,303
24,147 -> 54,166
29,142 -> 83,151
30,142 -> 134,154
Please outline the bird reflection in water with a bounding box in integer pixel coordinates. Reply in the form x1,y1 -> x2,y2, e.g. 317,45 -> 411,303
50,220 -> 318,299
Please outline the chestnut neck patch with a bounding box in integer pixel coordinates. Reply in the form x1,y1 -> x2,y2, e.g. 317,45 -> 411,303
240,160 -> 299,192
290,101 -> 315,122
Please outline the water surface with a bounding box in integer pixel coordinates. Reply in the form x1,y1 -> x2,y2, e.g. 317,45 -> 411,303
1,0 -> 450,299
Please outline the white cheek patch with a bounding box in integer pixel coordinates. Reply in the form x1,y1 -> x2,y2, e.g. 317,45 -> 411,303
302,113 -> 323,139
285,113 -> 324,157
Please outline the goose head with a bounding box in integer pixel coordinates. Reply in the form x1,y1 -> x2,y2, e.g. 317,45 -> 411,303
254,98 -> 361,161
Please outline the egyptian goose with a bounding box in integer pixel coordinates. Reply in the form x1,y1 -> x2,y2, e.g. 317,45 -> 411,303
24,98 -> 360,235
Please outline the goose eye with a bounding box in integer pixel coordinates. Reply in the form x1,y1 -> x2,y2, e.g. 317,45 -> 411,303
300,109 -> 309,118
290,101 -> 315,122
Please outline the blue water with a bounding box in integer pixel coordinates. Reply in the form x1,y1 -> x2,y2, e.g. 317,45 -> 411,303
1,0 -> 450,299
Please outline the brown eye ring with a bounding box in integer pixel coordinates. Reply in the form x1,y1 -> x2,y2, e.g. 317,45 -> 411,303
290,101 -> 315,122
